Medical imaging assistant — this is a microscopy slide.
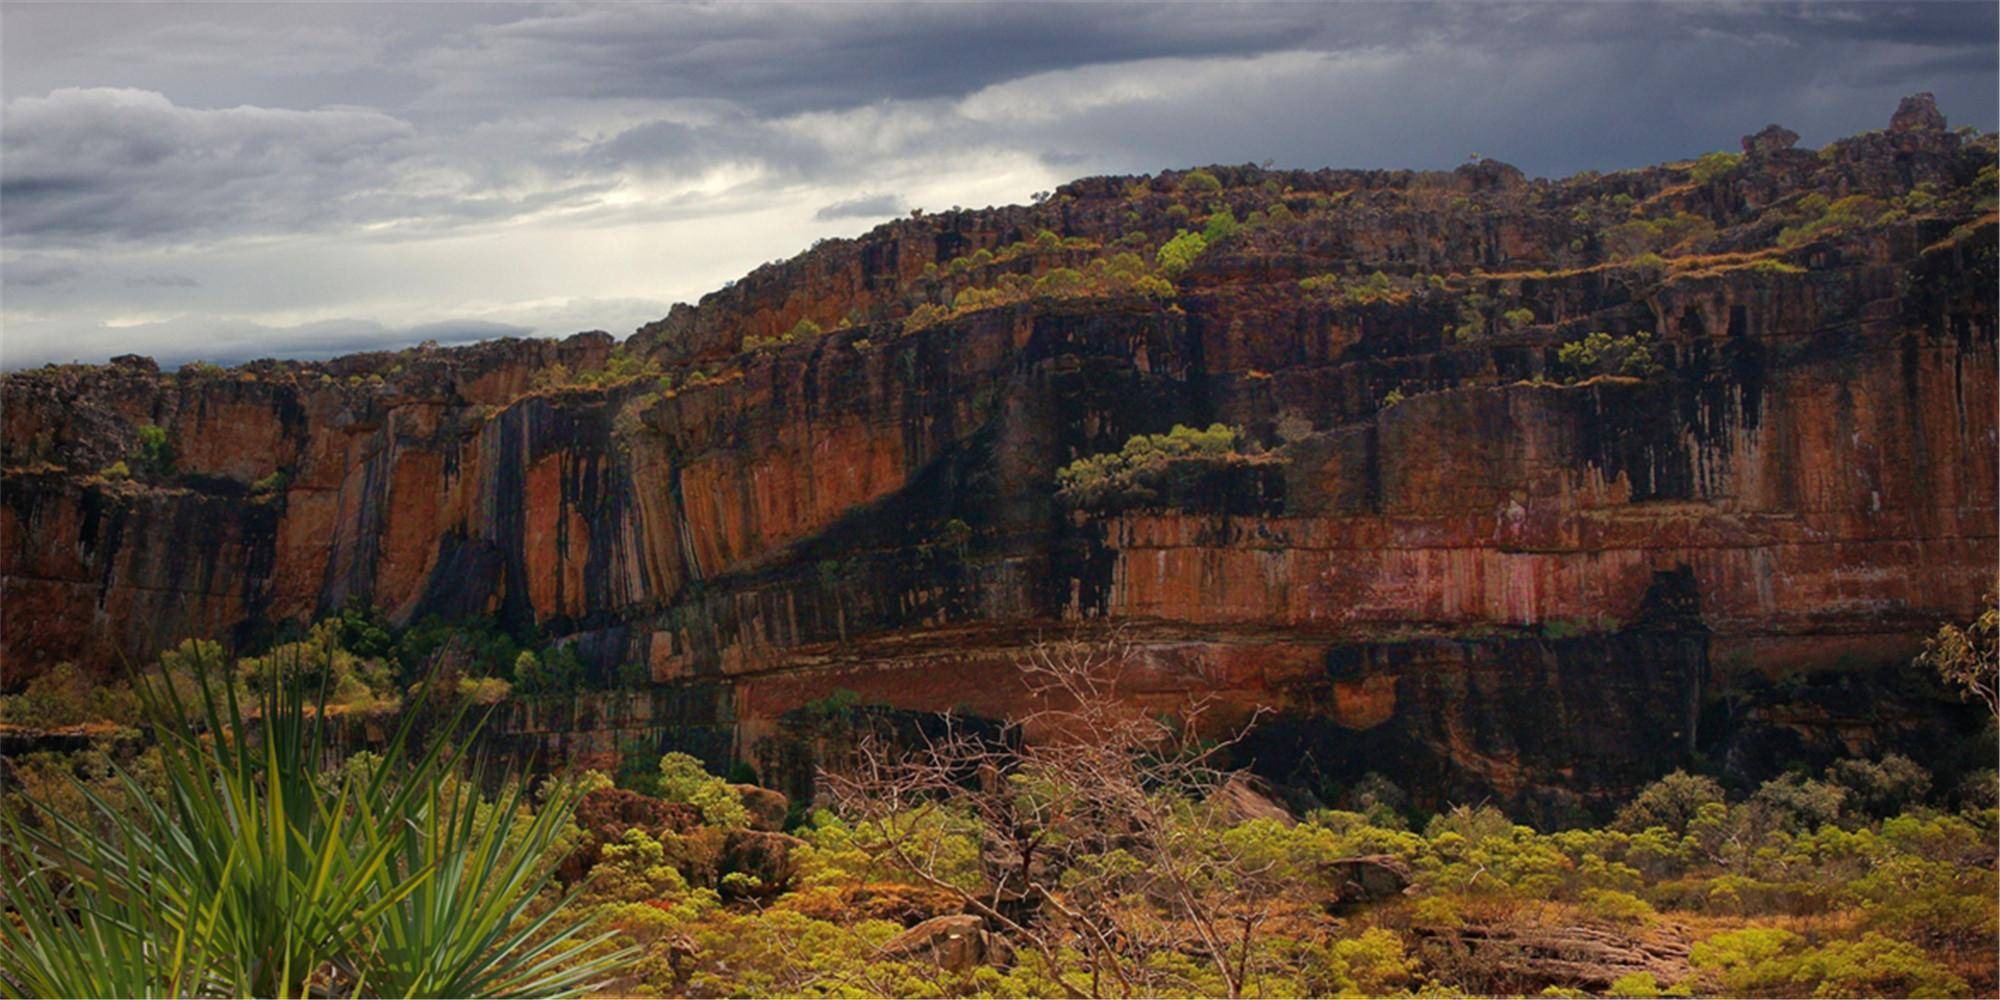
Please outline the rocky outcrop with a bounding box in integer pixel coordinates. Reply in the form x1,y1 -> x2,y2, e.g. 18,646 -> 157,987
1321,855 -> 1413,907
1891,92 -> 1946,134
718,829 -> 805,899
1211,772 -> 1298,827
880,914 -> 1014,973
4,98 -> 1994,816
730,782 -> 790,832
1414,921 -> 1694,994
1742,124 -> 1800,157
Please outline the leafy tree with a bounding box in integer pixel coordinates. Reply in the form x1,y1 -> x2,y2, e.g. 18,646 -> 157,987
1613,770 -> 1724,833
1920,601 -> 1997,718
514,644 -> 582,696
1747,772 -> 1846,832
1826,754 -> 1932,819
1201,206 -> 1240,243
133,423 -> 175,477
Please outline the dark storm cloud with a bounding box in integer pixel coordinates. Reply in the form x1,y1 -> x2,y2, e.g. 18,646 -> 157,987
418,2 -> 1338,116
815,193 -> 908,221
6,2 -> 1994,245
416,1 -> 1999,115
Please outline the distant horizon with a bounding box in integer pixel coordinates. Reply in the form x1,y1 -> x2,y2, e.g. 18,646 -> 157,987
4,1 -> 1995,370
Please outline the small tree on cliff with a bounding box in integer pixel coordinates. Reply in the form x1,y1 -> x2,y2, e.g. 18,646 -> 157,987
822,633 -> 1299,999
1920,599 -> 1998,719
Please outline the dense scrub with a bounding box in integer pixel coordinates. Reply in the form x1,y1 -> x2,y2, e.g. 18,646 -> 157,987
3,610 -> 1993,998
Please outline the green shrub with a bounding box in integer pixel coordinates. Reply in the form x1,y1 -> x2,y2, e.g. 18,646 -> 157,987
1688,151 -> 1742,185
1054,423 -> 1245,508
657,752 -> 752,830
249,470 -> 290,495
1778,194 -> 1893,247
1181,169 -> 1223,193
1583,888 -> 1657,924
1555,331 -> 1664,381
1201,207 -> 1240,243
0,664 -> 136,728
512,645 -> 582,696
1825,754 -> 1931,819
1156,229 -> 1209,277
1600,211 -> 1714,258
1747,772 -> 1846,832
1299,270 -> 1420,308
133,424 -> 174,476
1692,928 -> 1968,997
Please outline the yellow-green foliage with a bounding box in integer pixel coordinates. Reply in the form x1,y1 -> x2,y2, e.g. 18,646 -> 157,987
907,251 -> 1172,333
1692,928 -> 1969,997
535,345 -> 664,390
0,663 -> 137,729
238,620 -> 402,716
657,752 -> 752,830
1155,229 -> 1209,277
1687,151 -> 1743,185
9,608 -> 1997,998
1601,211 -> 1716,258
744,317 -> 824,351
1054,423 -> 1243,507
1180,168 -> 1223,194
1555,330 -> 1665,381
1777,193 -> 1897,247
1298,270 -> 1426,308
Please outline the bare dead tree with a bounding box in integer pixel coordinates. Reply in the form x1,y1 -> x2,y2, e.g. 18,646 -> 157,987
821,630 -> 1283,998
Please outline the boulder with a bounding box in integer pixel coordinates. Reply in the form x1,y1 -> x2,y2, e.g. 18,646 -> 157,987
1740,124 -> 1800,158
1890,92 -> 1945,133
1211,772 -> 1297,827
880,914 -> 1014,973
720,829 -> 805,899
1321,854 -> 1413,906
730,782 -> 790,832
1454,158 -> 1527,193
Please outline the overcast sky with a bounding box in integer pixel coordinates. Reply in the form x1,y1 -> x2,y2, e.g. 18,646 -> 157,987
2,1 -> 1994,369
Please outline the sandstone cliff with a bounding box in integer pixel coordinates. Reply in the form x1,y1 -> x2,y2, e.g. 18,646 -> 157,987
5,96 -> 1994,817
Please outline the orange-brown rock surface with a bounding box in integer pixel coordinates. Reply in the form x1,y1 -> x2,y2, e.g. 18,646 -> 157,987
5,98 -> 1994,815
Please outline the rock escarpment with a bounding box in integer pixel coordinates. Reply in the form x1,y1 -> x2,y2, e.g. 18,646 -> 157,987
4,98 -> 1995,817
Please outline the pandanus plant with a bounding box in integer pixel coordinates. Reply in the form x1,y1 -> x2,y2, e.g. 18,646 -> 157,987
0,644 -> 625,998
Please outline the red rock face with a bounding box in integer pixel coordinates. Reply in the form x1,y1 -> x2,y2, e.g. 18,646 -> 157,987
3,106 -> 1994,813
